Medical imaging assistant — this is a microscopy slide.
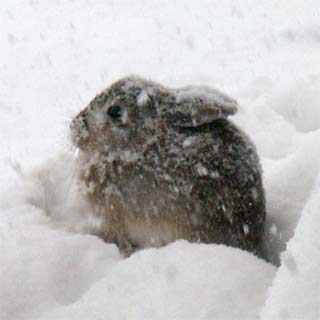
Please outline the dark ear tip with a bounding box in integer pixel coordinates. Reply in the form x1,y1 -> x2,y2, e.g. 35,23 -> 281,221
221,102 -> 238,116
199,86 -> 239,116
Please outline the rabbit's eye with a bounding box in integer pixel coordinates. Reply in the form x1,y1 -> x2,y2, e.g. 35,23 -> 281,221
107,105 -> 122,119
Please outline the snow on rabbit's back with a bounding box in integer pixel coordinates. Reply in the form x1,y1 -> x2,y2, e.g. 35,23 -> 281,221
70,76 -> 267,260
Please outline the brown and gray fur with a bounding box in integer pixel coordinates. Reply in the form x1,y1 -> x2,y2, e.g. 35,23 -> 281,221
70,76 -> 267,260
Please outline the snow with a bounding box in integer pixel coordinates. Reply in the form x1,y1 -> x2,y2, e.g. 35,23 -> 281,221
1,1 -> 320,319
36,242 -> 275,320
194,163 -> 209,177
261,174 -> 320,320
137,89 -> 151,107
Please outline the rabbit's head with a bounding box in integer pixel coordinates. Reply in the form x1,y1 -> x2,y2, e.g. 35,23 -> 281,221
70,76 -> 238,158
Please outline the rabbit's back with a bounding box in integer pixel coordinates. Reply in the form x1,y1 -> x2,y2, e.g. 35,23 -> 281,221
183,120 -> 266,257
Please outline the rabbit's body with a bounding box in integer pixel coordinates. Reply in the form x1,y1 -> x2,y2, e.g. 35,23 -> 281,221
71,76 -> 266,259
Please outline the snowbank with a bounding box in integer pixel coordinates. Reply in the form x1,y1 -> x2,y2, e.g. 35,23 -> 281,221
0,151 -> 276,320
36,242 -> 275,320
261,173 -> 320,320
0,160 -> 275,320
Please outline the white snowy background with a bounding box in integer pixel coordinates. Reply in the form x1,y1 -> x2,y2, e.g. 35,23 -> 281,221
1,1 -> 320,319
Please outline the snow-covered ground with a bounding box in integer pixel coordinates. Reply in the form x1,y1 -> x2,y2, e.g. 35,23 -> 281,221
1,1 -> 320,319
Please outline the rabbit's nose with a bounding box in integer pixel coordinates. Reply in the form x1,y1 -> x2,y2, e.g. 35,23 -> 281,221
70,113 -> 90,147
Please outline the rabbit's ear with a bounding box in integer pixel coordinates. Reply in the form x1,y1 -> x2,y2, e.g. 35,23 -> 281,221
166,86 -> 238,127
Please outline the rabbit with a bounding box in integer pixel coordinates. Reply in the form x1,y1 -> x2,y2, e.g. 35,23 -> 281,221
70,76 -> 267,260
